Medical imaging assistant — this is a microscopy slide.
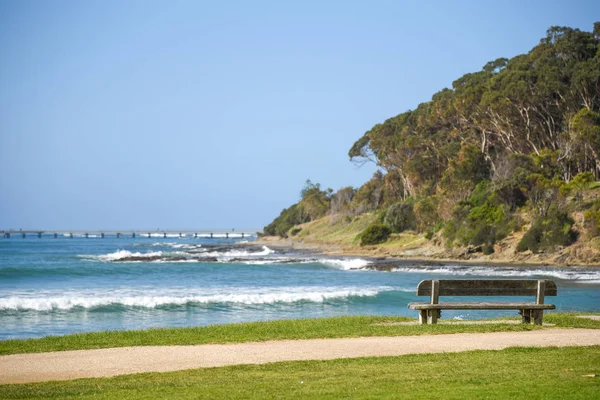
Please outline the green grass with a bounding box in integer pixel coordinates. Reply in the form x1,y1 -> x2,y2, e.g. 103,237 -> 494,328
297,213 -> 377,245
1,313 -> 599,356
1,346 -> 599,399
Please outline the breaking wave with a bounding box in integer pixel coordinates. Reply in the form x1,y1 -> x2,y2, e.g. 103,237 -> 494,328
79,246 -> 275,263
320,258 -> 371,270
391,265 -> 600,283
0,286 -> 391,311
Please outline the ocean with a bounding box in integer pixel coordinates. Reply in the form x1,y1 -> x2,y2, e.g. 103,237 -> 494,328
1,235 -> 600,340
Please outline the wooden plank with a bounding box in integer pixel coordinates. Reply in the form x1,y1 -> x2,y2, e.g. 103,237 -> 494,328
536,280 -> 545,305
431,280 -> 440,304
407,302 -> 555,310
415,279 -> 557,296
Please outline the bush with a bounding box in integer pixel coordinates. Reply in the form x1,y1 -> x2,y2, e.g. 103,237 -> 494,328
585,199 -> 600,237
517,207 -> 576,253
263,204 -> 309,237
290,227 -> 302,236
360,224 -> 392,246
414,198 -> 439,232
443,190 -> 513,253
384,202 -> 416,233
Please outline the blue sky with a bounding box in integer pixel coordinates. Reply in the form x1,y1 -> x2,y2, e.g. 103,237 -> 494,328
1,0 -> 598,230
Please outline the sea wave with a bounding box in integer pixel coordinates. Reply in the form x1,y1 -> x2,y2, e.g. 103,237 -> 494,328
391,265 -> 600,283
0,286 -> 391,311
320,258 -> 371,270
80,250 -> 167,262
202,246 -> 275,258
79,246 -> 274,263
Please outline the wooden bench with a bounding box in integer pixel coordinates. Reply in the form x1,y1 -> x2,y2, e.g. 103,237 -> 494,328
407,279 -> 556,325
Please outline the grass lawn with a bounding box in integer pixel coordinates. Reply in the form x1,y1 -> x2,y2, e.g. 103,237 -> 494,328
0,313 -> 598,356
1,346 -> 598,399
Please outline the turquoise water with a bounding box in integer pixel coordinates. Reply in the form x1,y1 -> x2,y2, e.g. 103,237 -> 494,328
1,236 -> 599,340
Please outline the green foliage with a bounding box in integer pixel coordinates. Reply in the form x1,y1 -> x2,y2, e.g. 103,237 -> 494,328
584,199 -> 600,237
444,186 -> 513,252
268,23 -> 600,254
299,179 -> 332,220
290,227 -> 302,236
263,180 -> 333,237
359,223 -> 392,246
263,203 -> 309,237
567,171 -> 596,201
348,23 -> 600,203
414,197 -> 439,233
349,171 -> 385,214
517,207 -> 576,253
383,201 -> 416,233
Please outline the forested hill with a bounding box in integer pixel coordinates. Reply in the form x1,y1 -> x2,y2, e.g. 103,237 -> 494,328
264,23 -> 600,259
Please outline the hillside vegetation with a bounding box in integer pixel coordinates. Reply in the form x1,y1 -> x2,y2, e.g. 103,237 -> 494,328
264,24 -> 600,264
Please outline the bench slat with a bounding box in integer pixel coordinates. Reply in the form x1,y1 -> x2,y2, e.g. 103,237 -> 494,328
408,302 -> 556,310
415,279 -> 557,296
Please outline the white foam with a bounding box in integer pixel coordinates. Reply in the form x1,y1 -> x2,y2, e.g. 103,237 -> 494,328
170,243 -> 203,250
391,265 -> 600,283
320,258 -> 371,270
80,250 -> 164,262
204,246 -> 275,259
0,286 -> 391,311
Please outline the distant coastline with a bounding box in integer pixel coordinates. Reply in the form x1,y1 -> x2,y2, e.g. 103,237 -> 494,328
254,231 -> 600,269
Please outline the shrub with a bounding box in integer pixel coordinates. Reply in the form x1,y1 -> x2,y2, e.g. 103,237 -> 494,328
443,190 -> 513,253
263,204 -> 309,237
517,207 -> 576,253
360,224 -> 392,246
290,227 -> 302,236
414,198 -> 439,232
384,201 -> 416,233
585,199 -> 600,237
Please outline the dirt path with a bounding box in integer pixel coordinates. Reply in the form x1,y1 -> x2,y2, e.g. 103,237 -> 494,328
1,328 -> 599,384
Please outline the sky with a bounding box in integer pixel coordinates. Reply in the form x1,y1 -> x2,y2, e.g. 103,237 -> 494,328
0,0 -> 598,230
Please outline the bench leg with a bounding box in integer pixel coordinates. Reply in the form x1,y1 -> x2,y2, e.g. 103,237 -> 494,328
419,310 -> 427,325
428,310 -> 440,324
520,309 -> 531,324
532,310 -> 544,326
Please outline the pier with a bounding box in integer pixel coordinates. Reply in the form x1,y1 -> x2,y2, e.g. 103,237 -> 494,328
1,229 -> 260,239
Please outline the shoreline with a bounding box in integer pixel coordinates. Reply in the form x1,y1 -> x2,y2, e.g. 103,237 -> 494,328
251,237 -> 600,269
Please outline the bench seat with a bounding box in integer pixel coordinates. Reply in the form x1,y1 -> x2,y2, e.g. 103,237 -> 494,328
408,302 -> 556,310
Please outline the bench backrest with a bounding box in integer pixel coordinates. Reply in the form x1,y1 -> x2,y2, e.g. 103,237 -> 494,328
416,279 -> 556,305
416,279 -> 557,297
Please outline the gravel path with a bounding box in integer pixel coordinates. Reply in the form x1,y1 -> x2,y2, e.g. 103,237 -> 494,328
1,328 -> 599,384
